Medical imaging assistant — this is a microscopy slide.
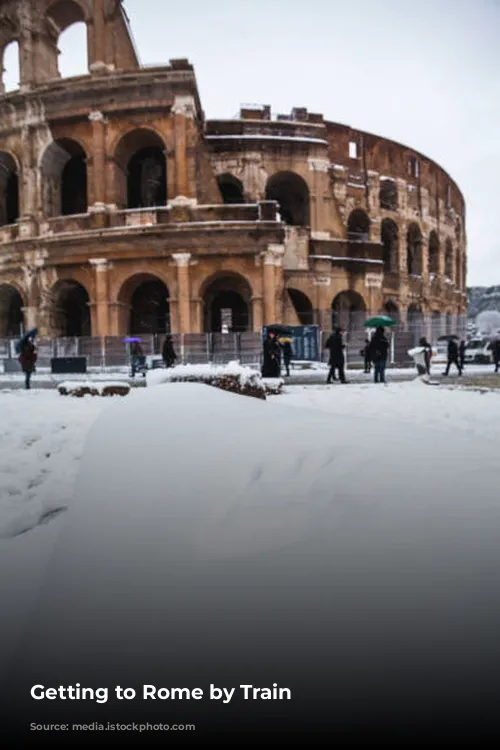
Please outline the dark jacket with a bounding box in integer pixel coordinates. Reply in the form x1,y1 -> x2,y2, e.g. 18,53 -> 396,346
162,336 -> 177,367
19,340 -> 37,373
369,332 -> 389,361
324,331 -> 345,365
262,336 -> 281,377
281,341 -> 293,362
447,340 -> 458,360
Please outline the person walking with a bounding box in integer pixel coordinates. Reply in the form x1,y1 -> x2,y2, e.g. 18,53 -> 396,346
325,327 -> 346,384
261,330 -> 281,378
19,336 -> 37,390
360,336 -> 371,373
491,339 -> 500,373
280,337 -> 294,377
443,338 -> 462,376
419,336 -> 432,376
130,341 -> 145,378
369,327 -> 389,384
162,335 -> 177,368
458,339 -> 466,371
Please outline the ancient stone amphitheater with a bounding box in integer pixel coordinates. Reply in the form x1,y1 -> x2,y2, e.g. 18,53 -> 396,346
0,0 -> 467,351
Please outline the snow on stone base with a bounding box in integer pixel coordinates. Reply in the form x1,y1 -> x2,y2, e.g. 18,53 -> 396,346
146,360 -> 267,399
58,381 -> 130,397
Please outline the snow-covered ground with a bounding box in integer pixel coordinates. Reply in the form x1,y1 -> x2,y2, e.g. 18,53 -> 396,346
3,380 -> 500,734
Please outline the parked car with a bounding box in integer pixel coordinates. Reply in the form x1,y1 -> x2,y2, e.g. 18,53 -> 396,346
463,338 -> 493,364
430,342 -> 448,363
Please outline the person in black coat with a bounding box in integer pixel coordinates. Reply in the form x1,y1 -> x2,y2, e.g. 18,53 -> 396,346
18,338 -> 37,390
360,336 -> 371,373
490,339 -> 500,373
369,327 -> 389,384
419,336 -> 432,376
280,338 -> 294,377
261,331 -> 281,378
162,335 -> 177,368
443,338 -> 462,376
325,328 -> 346,384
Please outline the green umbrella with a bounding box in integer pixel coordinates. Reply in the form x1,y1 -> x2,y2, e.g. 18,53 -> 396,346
364,315 -> 396,328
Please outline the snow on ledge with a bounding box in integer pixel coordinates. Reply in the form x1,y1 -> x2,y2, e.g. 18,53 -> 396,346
58,381 -> 130,395
146,361 -> 262,388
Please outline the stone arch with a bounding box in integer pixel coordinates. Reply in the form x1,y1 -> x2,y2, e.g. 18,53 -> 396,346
347,209 -> 370,241
331,290 -> 367,331
379,179 -> 398,210
1,40 -> 20,93
217,173 -> 245,204
286,288 -> 314,325
113,128 -> 167,209
0,151 -> 20,226
431,311 -> 442,341
117,273 -> 171,335
50,278 -> 91,336
407,304 -> 424,338
406,223 -> 422,275
0,283 -> 25,337
445,238 -> 454,280
265,171 -> 310,226
455,248 -> 461,289
200,272 -> 253,332
384,299 -> 400,323
381,219 -> 399,272
40,138 -> 88,217
46,1 -> 89,77
428,231 -> 440,275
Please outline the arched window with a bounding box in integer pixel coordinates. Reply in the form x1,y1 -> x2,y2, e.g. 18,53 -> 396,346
379,179 -> 398,210
428,231 -> 439,275
347,209 -> 370,241
1,41 -> 20,93
265,172 -> 310,226
406,224 -> 422,275
381,219 -> 399,272
217,174 -> 245,204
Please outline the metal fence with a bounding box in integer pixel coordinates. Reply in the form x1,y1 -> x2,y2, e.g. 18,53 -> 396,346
0,317 -> 471,372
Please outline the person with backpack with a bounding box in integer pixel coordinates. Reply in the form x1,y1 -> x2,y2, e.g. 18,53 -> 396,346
19,337 -> 37,390
369,327 -> 389,384
325,328 -> 347,384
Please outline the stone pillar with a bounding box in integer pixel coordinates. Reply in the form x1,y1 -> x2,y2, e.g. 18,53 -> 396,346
88,111 -> 107,211
89,258 -> 110,337
21,306 -> 37,330
262,244 -> 285,325
251,296 -> 263,332
89,0 -> 106,73
172,253 -> 192,333
171,96 -> 196,200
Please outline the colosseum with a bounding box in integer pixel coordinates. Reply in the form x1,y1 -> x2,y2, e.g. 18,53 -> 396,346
0,0 -> 467,355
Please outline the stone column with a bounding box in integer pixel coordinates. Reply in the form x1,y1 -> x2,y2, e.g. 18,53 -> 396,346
262,244 -> 285,325
171,96 -> 196,200
88,111 -> 107,212
251,296 -> 263,331
89,0 -> 106,73
89,258 -> 110,337
172,253 -> 192,333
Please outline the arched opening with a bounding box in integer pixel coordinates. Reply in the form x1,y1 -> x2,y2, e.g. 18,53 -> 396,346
431,311 -> 442,341
347,209 -> 370,241
407,304 -> 424,337
52,280 -> 90,337
2,41 -> 20,93
428,231 -> 440,275
379,179 -> 398,210
455,250 -> 461,289
0,152 -> 19,226
47,1 -> 88,77
0,284 -> 24,336
384,300 -> 400,323
381,219 -> 399,272
445,239 -> 454,280
265,171 -> 310,226
41,139 -> 87,217
119,276 -> 170,335
406,223 -> 422,275
114,129 -> 167,209
202,274 -> 252,332
217,174 -> 245,204
331,290 -> 366,331
287,288 -> 314,325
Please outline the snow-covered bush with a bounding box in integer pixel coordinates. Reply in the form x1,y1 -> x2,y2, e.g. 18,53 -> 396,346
58,382 -> 130,397
146,361 -> 268,400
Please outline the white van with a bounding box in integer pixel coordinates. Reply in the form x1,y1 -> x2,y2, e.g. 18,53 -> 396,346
463,338 -> 492,365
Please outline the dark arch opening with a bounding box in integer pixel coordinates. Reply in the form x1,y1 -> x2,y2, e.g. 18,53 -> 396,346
428,231 -> 440,275
384,300 -> 400,323
0,284 -> 24,336
202,274 -> 251,332
406,223 -> 422,275
381,219 -> 399,272
217,174 -> 245,204
128,279 -> 170,334
115,130 -> 167,209
347,209 -> 370,241
53,280 -> 90,337
265,171 -> 310,226
287,288 -> 314,325
41,139 -> 88,217
445,239 -> 454,279
331,290 -> 366,331
379,179 -> 398,210
0,152 -> 19,225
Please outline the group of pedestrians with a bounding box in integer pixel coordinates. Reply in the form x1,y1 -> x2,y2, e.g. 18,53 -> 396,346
325,326 -> 390,384
130,336 -> 177,376
261,332 -> 294,378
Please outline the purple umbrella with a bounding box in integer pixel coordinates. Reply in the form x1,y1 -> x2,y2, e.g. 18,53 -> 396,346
123,337 -> 142,344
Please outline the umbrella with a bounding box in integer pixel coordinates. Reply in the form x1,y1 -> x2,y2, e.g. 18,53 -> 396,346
123,337 -> 142,344
437,334 -> 459,341
15,327 -> 38,354
364,316 -> 396,328
265,324 -> 293,335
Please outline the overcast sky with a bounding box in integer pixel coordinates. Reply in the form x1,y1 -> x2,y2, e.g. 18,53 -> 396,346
3,0 -> 499,286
